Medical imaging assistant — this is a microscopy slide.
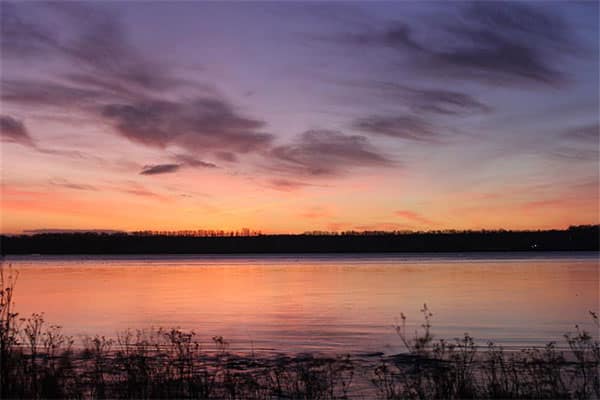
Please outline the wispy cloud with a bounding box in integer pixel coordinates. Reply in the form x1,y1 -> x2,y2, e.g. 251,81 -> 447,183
352,115 -> 438,142
49,179 -> 97,191
1,2 -> 177,93
333,2 -> 574,86
268,178 -> 317,191
0,115 -> 34,146
1,2 -> 273,164
1,79 -> 106,109
400,85 -> 491,116
269,129 -> 393,177
395,210 -> 434,226
299,206 -> 333,219
214,152 -> 238,163
140,164 -> 181,175
563,123 -> 599,141
102,98 -> 272,153
0,115 -> 98,160
116,182 -> 173,203
173,154 -> 217,169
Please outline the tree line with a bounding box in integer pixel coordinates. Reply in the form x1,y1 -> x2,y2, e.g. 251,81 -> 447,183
1,225 -> 597,254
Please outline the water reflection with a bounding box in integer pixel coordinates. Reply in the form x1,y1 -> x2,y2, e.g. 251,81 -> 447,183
3,253 -> 598,354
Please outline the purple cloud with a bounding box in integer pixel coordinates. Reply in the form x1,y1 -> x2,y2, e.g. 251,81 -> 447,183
334,2 -> 574,86
140,164 -> 181,175
0,115 -> 34,146
103,98 -> 272,153
352,115 -> 438,142
269,129 -> 392,176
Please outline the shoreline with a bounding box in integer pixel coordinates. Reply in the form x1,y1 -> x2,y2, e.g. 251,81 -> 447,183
3,226 -> 598,255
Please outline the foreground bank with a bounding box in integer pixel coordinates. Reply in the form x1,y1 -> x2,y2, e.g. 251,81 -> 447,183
1,269 -> 598,399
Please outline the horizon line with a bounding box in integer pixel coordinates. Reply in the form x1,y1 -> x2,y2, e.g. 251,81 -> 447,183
2,224 -> 598,237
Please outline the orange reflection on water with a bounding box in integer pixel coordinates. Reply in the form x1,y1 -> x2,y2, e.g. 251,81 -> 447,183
5,254 -> 598,354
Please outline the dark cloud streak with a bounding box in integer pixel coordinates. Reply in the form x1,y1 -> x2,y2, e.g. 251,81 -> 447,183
268,178 -> 318,191
564,124 -> 599,141
352,115 -> 438,142
102,98 -> 272,153
269,130 -> 392,177
173,154 -> 217,169
140,164 -> 181,175
0,115 -> 34,146
338,80 -> 491,116
49,179 -> 98,191
334,2 -> 574,86
1,79 -> 106,108
404,87 -> 492,115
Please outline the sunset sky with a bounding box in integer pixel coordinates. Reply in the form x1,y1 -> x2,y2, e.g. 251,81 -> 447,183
1,1 -> 598,234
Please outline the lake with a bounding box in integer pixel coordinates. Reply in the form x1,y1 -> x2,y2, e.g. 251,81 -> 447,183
2,252 -> 598,355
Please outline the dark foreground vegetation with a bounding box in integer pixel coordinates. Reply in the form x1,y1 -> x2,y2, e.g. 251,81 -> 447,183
1,267 -> 599,399
1,225 -> 598,254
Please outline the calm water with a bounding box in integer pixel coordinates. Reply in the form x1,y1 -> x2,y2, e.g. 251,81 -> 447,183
2,253 -> 598,355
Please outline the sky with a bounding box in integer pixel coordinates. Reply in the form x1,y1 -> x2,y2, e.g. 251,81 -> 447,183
0,1 -> 598,234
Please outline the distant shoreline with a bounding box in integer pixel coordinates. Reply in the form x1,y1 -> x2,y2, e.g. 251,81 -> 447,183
2,226 -> 598,255
3,250 -> 598,258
